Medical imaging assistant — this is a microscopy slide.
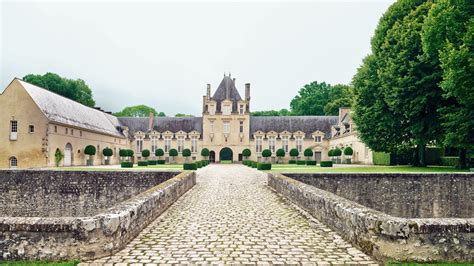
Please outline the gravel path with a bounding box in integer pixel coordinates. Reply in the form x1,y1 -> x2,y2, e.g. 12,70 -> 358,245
84,164 -> 376,265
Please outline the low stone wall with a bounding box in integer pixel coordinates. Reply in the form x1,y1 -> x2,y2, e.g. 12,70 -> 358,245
0,171 -> 196,261
268,173 -> 474,262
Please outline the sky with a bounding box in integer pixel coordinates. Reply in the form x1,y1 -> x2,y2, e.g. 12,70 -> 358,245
1,0 -> 395,116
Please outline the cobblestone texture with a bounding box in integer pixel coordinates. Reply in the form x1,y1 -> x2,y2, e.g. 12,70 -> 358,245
83,165 -> 376,265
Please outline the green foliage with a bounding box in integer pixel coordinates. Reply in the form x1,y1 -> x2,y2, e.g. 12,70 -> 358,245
141,149 -> 150,158
102,147 -> 113,157
148,160 -> 157,165
23,72 -> 95,107
288,160 -> 296,164
344,147 -> 353,156
262,149 -> 272,158
54,148 -> 64,167
328,149 -> 334,157
290,81 -> 353,116
276,148 -> 285,160
175,113 -> 194,117
201,160 -> 209,166
320,161 -> 333,167
440,156 -> 459,167
251,161 -> 258,168
169,148 -> 178,157
251,109 -> 292,116
201,148 -> 210,157
155,148 -> 164,157
183,163 -> 197,170
121,162 -> 133,168
137,161 -> 149,166
373,152 -> 391,166
242,148 -> 251,158
127,149 -> 134,157
196,161 -> 203,168
296,160 -> 306,165
333,148 -> 342,157
257,163 -> 272,170
306,160 -> 317,166
84,145 -> 96,156
304,148 -> 313,158
182,148 -> 191,157
289,148 -> 299,158
242,160 -> 251,166
114,105 -> 164,117
157,160 -> 166,164
119,149 -> 127,157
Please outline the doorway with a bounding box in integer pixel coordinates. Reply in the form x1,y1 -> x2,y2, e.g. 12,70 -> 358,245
64,143 -> 73,166
219,147 -> 233,162
209,151 -> 216,163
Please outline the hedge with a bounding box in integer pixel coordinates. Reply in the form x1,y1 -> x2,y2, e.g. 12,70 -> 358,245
320,161 -> 333,167
157,160 -> 166,164
196,161 -> 203,168
137,161 -> 149,166
306,160 -> 317,166
148,160 -> 157,165
121,162 -> 133,168
183,163 -> 197,170
296,160 -> 306,165
288,160 -> 296,164
373,152 -> 391,165
440,156 -> 458,167
251,161 -> 258,168
201,160 -> 209,166
257,163 -> 272,170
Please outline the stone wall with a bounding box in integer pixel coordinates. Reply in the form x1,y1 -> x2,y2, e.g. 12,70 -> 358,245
268,173 -> 474,262
0,171 -> 196,261
0,170 -> 179,217
284,173 -> 473,218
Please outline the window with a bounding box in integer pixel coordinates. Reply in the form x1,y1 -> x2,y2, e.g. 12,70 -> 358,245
10,120 -> 17,132
9,156 -> 17,168
256,136 -> 263,153
223,105 -> 231,115
239,105 -> 244,115
239,121 -> 244,133
71,129 -> 74,135
29,125 -> 35,133
209,104 -> 215,115
296,136 -> 303,153
191,136 -> 198,153
151,136 -> 158,152
268,136 -> 276,152
80,131 -> 83,137
164,136 -> 171,152
223,121 -> 230,133
315,136 -> 322,142
178,136 -> 184,152
136,136 -> 143,152
54,126 -> 57,133
65,128 -> 68,134
282,136 -> 289,152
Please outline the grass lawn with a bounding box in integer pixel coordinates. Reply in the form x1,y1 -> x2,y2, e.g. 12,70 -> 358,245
219,160 -> 233,164
267,164 -> 469,173
0,262 -> 79,266
54,164 -> 183,171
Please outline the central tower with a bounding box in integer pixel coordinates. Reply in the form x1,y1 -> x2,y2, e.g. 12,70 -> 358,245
202,74 -> 251,162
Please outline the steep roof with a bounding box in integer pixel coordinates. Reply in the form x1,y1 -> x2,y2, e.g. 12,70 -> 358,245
211,75 -> 242,112
250,116 -> 338,138
118,117 -> 203,137
17,79 -> 124,137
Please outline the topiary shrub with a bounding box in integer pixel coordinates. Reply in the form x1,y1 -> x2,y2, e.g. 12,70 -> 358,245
276,148 -> 285,163
137,161 -> 149,166
127,149 -> 134,158
251,161 -> 258,168
121,161 -> 133,168
201,148 -> 210,159
102,147 -> 113,165
296,160 -> 306,165
183,162 -> 197,170
242,148 -> 251,159
306,160 -> 317,166
157,160 -> 166,164
257,162 -> 272,170
148,160 -> 157,165
333,148 -> 342,156
289,148 -> 299,160
155,148 -> 164,159
196,161 -> 203,168
142,149 -> 150,159
320,161 -> 333,167
182,148 -> 191,161
304,148 -> 314,159
119,149 -> 127,158
262,149 -> 272,162
344,147 -> 353,156
289,160 -> 296,164
169,148 -> 178,163
84,145 -> 96,166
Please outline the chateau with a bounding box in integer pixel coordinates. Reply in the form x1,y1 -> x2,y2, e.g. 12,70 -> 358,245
0,75 -> 373,168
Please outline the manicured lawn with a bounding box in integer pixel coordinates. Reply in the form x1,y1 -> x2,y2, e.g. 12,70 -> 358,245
0,262 -> 79,266
219,160 -> 233,164
267,164 -> 469,173
54,164 -> 183,171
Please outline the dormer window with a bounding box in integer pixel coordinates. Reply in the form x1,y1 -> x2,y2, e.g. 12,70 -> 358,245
209,104 -> 215,115
136,136 -> 143,152
315,136 -> 322,142
223,105 -> 231,115
239,104 -> 244,115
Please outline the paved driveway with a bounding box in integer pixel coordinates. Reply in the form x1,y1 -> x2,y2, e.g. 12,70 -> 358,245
85,164 -> 376,265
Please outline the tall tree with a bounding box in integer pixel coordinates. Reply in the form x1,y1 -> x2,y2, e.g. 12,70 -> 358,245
114,105 -> 164,117
324,84 -> 354,115
23,72 -> 95,107
251,109 -> 292,116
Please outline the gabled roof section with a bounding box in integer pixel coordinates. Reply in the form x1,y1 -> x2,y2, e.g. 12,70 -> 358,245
17,79 -> 124,137
118,117 -> 203,138
250,116 -> 338,139
211,75 -> 242,112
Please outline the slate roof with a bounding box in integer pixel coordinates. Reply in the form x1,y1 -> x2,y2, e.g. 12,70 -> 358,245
250,116 -> 338,139
118,117 -> 203,137
211,75 -> 242,113
18,79 -> 124,137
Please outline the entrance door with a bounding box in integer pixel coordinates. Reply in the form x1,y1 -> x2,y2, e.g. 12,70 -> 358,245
219,147 -> 233,162
314,152 -> 322,163
209,151 -> 216,163
64,143 -> 73,166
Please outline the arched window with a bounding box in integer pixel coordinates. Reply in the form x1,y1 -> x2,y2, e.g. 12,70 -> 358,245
9,156 -> 17,168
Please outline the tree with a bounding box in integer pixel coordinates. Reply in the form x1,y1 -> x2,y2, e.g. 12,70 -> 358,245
201,148 -> 210,159
84,145 -> 96,165
155,148 -> 164,159
127,149 -> 134,161
23,72 -> 96,107
169,148 -> 178,163
182,148 -> 191,162
324,84 -> 354,115
54,148 -> 64,167
251,109 -> 292,116
242,148 -> 251,159
119,149 -> 127,161
262,149 -> 272,162
142,149 -> 150,159
344,147 -> 353,156
175,113 -> 194,117
276,148 -> 285,163
289,148 -> 299,160
333,148 -> 342,163
114,105 -> 164,117
103,147 -> 113,165
303,148 -> 314,160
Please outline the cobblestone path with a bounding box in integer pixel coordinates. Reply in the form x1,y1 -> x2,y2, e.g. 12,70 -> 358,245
85,164 -> 376,265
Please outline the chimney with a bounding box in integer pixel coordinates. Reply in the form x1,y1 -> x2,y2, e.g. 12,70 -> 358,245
338,107 -> 351,122
233,78 -> 236,85
206,84 -> 211,99
148,112 -> 154,131
245,83 -> 251,101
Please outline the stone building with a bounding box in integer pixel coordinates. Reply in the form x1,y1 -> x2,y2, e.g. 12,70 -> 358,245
0,75 -> 372,168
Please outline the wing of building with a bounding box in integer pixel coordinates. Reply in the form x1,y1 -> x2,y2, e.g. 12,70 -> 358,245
0,75 -> 372,168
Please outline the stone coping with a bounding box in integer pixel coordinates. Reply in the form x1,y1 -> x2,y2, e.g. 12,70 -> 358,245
1,171 -> 196,261
268,173 -> 474,263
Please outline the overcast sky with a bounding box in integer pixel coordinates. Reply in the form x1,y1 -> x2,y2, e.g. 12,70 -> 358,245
1,1 -> 394,116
